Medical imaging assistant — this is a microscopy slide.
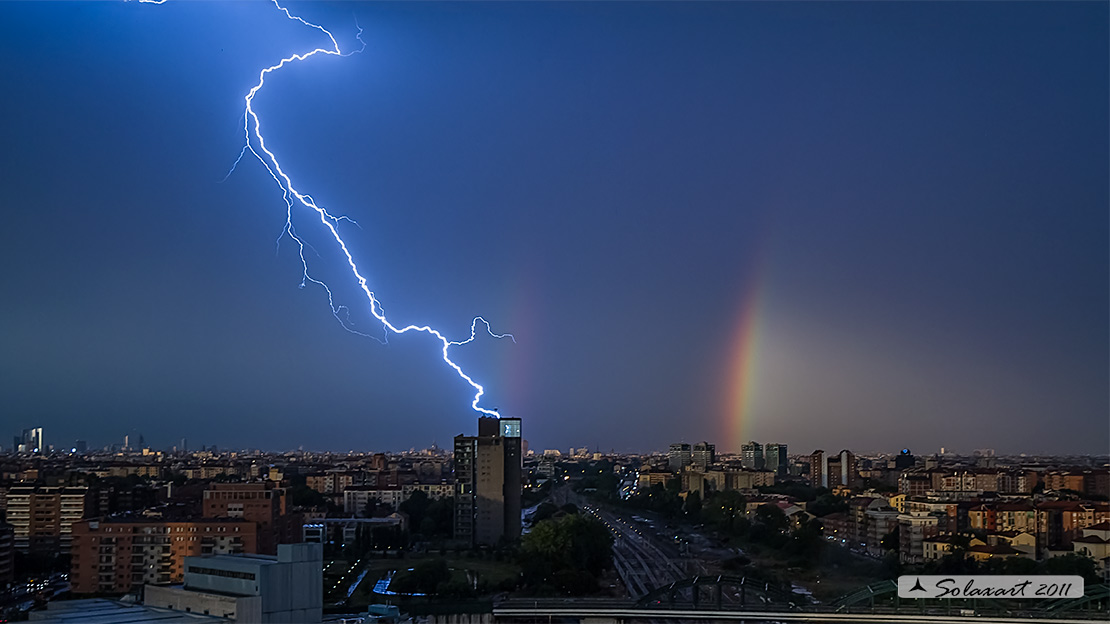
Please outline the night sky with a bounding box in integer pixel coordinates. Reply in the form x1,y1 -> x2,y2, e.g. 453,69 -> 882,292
1,1 -> 1106,455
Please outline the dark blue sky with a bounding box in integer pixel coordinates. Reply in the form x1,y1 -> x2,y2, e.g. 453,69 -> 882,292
1,1 -> 1106,455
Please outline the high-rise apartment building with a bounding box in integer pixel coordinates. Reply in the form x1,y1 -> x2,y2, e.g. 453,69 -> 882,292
668,443 -> 692,472
5,486 -> 89,554
692,442 -> 715,471
454,416 -> 522,547
764,443 -> 788,477
741,441 -> 765,470
810,449 -> 857,489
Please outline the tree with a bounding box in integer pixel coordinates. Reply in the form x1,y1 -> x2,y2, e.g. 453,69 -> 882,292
519,513 -> 614,594
532,501 -> 559,523
684,490 -> 702,521
1040,553 -> 1100,584
749,504 -> 788,547
703,490 -> 745,534
754,504 -> 788,532
400,490 -> 431,533
808,493 -> 848,518
288,483 -> 330,509
783,514 -> 824,560
880,526 -> 899,552
424,497 -> 454,537
627,482 -> 683,518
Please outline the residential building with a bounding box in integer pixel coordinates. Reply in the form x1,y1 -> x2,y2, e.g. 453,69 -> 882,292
5,486 -> 89,554
899,470 -> 932,497
343,486 -> 404,514
683,467 -> 774,496
898,511 -> 940,564
810,450 -> 856,490
1036,501 -> 1110,548
202,482 -> 288,555
1071,521 -> 1109,581
454,416 -> 522,546
865,503 -> 901,557
0,521 -> 13,588
70,517 -> 258,594
821,513 -> 851,544
967,543 -> 1024,563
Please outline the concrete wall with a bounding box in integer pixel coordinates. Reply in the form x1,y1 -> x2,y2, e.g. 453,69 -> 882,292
144,584 -> 261,621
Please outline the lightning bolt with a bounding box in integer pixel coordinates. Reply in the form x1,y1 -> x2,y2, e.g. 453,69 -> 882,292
146,0 -> 514,417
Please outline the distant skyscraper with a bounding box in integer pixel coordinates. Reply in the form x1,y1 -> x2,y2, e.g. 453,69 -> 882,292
741,441 -> 765,470
454,416 -> 522,546
668,443 -> 693,472
692,442 -> 715,471
764,443 -> 788,477
73,440 -> 87,453
123,434 -> 130,450
17,428 -> 43,453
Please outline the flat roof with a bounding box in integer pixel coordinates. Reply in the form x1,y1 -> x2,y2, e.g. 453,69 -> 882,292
29,599 -> 227,623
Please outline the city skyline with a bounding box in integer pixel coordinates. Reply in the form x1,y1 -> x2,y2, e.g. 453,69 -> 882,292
8,422 -> 1107,461
1,2 -> 1106,455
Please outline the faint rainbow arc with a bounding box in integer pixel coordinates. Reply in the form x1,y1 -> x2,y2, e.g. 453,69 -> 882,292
723,264 -> 767,454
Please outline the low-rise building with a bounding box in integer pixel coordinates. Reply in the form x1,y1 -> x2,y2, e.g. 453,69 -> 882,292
343,486 -> 405,514
1072,521 -> 1110,581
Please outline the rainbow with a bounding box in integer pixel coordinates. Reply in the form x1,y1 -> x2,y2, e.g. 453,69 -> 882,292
723,267 -> 767,454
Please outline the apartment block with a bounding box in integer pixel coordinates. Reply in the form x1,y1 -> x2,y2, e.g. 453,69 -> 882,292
203,482 -> 287,555
70,517 -> 258,594
5,486 -> 89,554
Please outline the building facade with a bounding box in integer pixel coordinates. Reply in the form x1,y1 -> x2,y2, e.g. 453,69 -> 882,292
667,443 -> 692,472
203,482 -> 288,555
764,443 -> 788,478
5,486 -> 89,554
70,517 -> 258,594
691,442 -> 715,471
809,450 -> 856,489
144,543 -> 323,623
454,416 -> 522,547
741,441 -> 765,470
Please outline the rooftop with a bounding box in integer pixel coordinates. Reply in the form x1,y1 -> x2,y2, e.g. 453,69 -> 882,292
29,598 -> 227,623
